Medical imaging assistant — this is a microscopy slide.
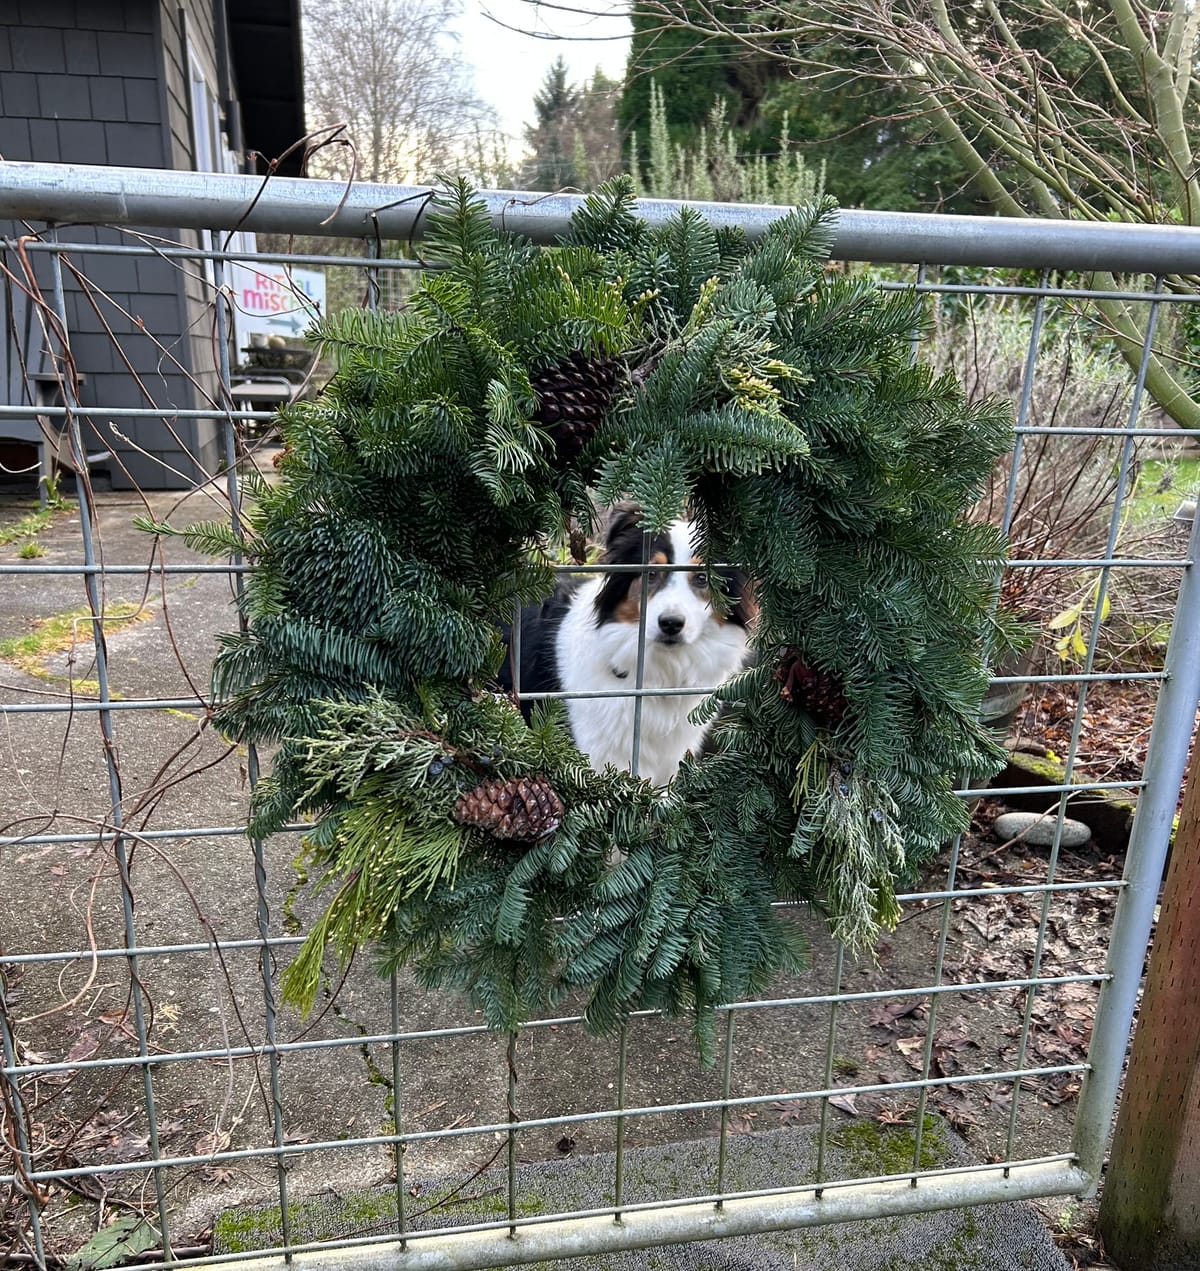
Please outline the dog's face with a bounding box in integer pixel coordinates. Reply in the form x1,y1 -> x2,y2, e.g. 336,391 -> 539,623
593,503 -> 756,646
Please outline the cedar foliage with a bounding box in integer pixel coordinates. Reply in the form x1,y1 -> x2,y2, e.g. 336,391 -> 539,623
198,178 -> 1014,1055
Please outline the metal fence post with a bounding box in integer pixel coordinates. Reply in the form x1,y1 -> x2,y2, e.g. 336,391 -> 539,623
1072,508 -> 1200,1189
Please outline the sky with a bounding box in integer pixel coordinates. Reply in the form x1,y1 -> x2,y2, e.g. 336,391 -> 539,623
454,1 -> 632,150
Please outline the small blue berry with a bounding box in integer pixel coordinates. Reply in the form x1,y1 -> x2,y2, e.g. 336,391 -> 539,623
870,808 -> 884,823
428,759 -> 445,776
838,782 -> 850,795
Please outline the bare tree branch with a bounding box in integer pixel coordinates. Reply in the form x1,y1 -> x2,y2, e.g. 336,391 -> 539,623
614,0 -> 1200,426
303,0 -> 498,184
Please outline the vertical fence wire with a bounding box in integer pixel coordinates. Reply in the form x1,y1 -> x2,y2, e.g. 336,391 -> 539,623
613,1022 -> 630,1221
814,943 -> 845,1197
46,231 -> 174,1258
714,1007 -> 736,1207
363,240 -> 413,1250
1072,502 -> 1200,1182
210,242 -> 292,1253
999,274 -> 1050,537
628,528 -> 654,779
389,975 -> 408,1249
1004,282 -> 1163,1167
611,528 -> 655,1222
0,976 -> 46,1265
911,274 -> 1052,1177
506,1031 -> 519,1238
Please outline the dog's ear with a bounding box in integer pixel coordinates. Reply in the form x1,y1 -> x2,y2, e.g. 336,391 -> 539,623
731,572 -> 760,630
602,502 -> 644,561
713,569 -> 759,629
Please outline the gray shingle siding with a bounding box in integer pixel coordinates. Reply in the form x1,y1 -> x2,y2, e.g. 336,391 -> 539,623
88,77 -> 128,122
105,121 -> 164,165
56,119 -> 109,164
1,0 -> 222,490
63,29 -> 101,74
0,117 -> 31,157
97,31 -> 156,78
2,74 -> 40,119
38,73 -> 92,119
124,78 -> 159,122
10,27 -> 67,73
18,1 -> 78,25
27,118 -> 59,159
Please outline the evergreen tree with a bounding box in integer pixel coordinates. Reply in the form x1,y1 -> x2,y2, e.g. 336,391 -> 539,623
620,2 -> 778,164
523,60 -> 623,191
620,1 -> 974,212
524,57 -> 582,189
157,180 -> 1014,1053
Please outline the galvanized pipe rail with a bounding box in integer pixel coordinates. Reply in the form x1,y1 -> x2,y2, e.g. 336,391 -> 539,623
5,159 -> 1200,271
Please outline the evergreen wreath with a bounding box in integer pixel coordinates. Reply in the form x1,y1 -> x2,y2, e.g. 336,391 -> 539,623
172,179 -> 1017,1055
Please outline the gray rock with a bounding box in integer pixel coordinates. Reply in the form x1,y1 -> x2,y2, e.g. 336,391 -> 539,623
994,809 -> 1092,848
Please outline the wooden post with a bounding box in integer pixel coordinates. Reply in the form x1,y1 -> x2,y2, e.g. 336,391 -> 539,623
1099,731 -> 1200,1269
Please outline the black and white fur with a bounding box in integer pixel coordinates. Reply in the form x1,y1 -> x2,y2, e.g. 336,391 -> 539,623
501,505 -> 755,787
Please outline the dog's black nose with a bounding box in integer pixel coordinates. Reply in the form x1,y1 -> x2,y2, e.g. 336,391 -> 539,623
658,614 -> 685,637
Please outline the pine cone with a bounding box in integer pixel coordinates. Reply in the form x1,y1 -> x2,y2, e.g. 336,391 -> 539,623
453,774 -> 565,841
530,350 -> 621,461
775,649 -> 848,726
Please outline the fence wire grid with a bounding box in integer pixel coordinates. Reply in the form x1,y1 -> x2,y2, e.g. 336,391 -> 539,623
2,163 -> 1200,1271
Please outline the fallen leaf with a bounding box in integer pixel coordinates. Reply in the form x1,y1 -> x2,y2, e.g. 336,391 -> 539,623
67,1028 -> 103,1064
875,1106 -> 913,1126
194,1130 -> 231,1157
868,1000 -> 926,1031
726,1111 -> 756,1134
770,1099 -> 805,1126
66,1213 -> 157,1270
828,1093 -> 858,1116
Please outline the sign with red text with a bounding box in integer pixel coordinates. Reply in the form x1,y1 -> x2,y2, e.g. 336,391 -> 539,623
230,263 -> 325,347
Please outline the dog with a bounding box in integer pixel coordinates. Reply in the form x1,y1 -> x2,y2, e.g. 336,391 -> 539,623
499,504 -> 755,787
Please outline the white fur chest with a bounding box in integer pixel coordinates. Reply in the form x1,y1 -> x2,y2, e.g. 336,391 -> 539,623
554,575 -> 749,787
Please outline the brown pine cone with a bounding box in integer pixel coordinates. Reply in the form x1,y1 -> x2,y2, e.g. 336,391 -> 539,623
453,774 -> 565,841
530,350 -> 621,461
775,649 -> 849,726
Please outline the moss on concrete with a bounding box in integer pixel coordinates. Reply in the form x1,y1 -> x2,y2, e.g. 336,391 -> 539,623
213,1184 -> 547,1255
0,601 -> 147,695
0,497 -> 74,547
828,1114 -> 949,1176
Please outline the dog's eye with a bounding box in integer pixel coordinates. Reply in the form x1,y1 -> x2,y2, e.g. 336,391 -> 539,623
645,570 -> 659,583
692,572 -> 708,589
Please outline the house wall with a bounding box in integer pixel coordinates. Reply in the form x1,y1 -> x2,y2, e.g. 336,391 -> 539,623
0,0 -> 229,490
158,0 -> 237,479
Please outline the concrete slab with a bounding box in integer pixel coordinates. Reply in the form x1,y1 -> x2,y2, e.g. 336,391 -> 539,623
210,1120 -> 1072,1270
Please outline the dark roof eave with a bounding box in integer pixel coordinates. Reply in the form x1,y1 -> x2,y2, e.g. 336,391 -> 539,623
226,0 -> 307,177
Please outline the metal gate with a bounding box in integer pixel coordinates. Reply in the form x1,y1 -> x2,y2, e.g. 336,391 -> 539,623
2,162 -> 1199,1270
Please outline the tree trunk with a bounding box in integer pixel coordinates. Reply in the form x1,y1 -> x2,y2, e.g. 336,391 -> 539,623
1099,726 -> 1200,1268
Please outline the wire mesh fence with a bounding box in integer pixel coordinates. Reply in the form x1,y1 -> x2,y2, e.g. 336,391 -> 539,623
2,163 -> 1199,1270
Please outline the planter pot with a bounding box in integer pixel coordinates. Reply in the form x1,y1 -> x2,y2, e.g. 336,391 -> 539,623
979,647 -> 1037,734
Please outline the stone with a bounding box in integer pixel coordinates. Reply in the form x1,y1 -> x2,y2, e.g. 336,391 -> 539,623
994,810 -> 1092,849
